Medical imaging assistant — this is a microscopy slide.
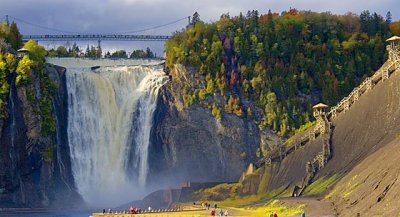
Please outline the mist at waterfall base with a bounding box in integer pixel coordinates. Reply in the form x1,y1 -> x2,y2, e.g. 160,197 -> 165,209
49,58 -> 169,208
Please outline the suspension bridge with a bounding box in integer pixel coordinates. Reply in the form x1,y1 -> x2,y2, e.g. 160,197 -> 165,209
5,15 -> 191,46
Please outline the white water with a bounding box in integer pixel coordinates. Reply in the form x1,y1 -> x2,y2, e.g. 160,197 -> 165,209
58,58 -> 168,206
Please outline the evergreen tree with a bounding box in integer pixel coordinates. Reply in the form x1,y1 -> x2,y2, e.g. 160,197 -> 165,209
386,11 -> 392,23
7,22 -> 22,50
192,12 -> 200,25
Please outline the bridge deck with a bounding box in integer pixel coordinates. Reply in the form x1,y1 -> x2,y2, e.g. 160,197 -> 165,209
22,34 -> 172,41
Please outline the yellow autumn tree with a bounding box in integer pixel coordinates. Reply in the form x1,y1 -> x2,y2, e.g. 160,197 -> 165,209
16,55 -> 33,86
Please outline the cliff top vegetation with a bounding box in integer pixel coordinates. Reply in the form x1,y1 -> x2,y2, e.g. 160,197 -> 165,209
166,9 -> 399,137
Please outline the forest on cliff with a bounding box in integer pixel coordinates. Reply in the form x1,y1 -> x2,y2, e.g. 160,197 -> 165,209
0,21 -> 56,136
166,9 -> 400,137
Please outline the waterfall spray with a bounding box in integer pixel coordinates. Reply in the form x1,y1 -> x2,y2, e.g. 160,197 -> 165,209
63,61 -> 167,206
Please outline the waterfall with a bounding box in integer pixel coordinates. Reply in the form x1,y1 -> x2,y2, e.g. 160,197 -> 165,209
7,83 -> 17,176
62,60 -> 168,206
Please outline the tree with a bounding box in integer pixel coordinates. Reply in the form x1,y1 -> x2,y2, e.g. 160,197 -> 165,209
7,22 -> 22,50
130,49 -> 154,58
165,9 -> 392,136
265,92 -> 277,129
212,103 -> 222,120
111,50 -> 127,58
85,45 -> 102,58
146,47 -> 154,58
16,55 -> 33,86
390,21 -> 400,35
192,12 -> 200,25
385,11 -> 392,23
56,46 -> 69,57
23,40 -> 46,63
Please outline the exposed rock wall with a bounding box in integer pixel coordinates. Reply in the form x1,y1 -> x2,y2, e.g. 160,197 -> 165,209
0,64 -> 81,208
147,64 -> 275,187
148,87 -> 259,185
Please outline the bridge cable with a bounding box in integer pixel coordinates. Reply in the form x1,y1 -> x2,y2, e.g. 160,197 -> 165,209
112,16 -> 188,34
8,15 -> 82,34
8,15 -> 188,35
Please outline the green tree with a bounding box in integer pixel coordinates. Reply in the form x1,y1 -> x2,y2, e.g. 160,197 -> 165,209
111,50 -> 127,58
23,40 -> 46,63
7,22 -> 22,50
56,46 -> 69,57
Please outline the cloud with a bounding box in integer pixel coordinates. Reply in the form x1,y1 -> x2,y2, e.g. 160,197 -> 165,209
1,0 -> 398,35
0,0 -> 398,53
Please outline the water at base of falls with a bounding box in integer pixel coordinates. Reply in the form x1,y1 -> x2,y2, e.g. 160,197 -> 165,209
54,58 -> 168,207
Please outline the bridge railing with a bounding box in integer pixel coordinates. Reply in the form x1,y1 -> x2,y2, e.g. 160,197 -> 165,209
22,34 -> 172,41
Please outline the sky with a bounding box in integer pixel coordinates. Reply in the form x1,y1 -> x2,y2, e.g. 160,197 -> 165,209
0,0 -> 399,55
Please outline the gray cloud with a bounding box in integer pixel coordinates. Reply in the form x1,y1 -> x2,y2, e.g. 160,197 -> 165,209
0,0 -> 398,54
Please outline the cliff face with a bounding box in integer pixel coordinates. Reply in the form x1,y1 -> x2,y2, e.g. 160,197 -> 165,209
0,62 -> 275,207
149,89 -> 258,184
147,65 -> 280,187
0,64 -> 81,208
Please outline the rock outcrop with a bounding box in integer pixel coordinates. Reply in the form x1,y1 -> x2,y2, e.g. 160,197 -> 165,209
0,64 -> 81,208
147,64 -> 279,187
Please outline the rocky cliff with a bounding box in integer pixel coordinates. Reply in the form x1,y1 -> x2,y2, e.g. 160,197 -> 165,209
0,61 -> 276,208
147,64 -> 281,187
0,64 -> 81,208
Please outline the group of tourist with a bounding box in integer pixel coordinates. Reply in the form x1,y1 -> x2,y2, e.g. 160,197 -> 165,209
199,202 -> 228,216
101,206 -> 153,214
210,208 -> 229,216
128,206 -> 143,214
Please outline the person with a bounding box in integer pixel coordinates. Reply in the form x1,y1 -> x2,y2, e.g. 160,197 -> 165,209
108,208 -> 112,214
102,209 -> 106,214
273,212 -> 278,217
224,210 -> 229,216
207,203 -> 211,210
129,206 -> 134,214
148,206 -> 152,211
213,203 -> 217,209
269,212 -> 274,217
301,212 -> 305,217
218,209 -> 224,216
210,209 -> 216,216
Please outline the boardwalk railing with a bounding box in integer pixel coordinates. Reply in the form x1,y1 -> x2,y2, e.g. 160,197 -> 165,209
328,46 -> 400,120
